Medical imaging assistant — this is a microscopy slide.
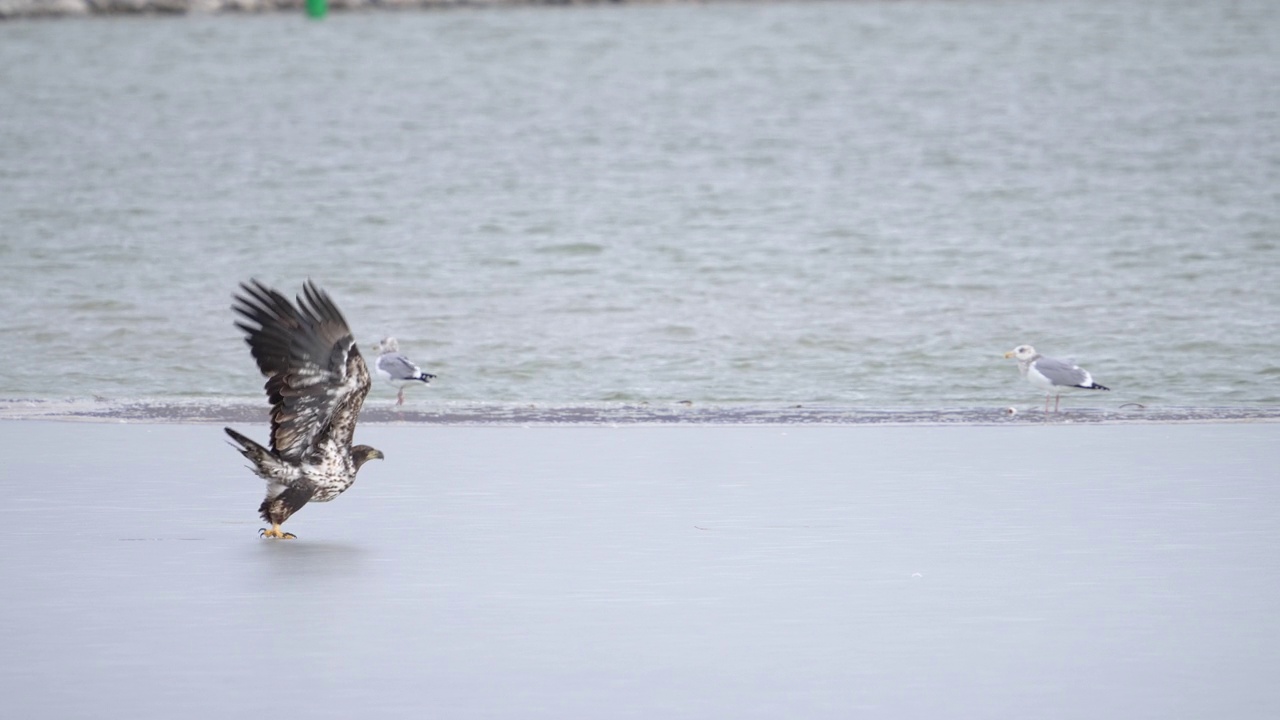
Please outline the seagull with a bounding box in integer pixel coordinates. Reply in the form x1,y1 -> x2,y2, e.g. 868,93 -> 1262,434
1004,344 -> 1110,413
374,337 -> 436,406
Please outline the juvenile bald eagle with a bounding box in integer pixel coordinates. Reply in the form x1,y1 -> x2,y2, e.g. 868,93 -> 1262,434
225,280 -> 384,539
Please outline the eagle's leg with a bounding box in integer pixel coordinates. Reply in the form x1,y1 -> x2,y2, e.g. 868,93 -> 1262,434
259,524 -> 297,539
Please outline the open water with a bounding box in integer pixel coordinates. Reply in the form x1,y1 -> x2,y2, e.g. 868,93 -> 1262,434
1,1 -> 1278,410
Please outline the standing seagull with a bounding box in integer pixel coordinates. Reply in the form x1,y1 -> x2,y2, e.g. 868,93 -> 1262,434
1004,344 -> 1110,413
225,280 -> 384,539
374,336 -> 437,406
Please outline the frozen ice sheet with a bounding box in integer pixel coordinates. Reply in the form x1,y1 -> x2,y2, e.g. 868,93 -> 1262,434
1,422 -> 1278,718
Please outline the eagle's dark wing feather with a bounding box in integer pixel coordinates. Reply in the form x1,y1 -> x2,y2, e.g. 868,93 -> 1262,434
232,279 -> 372,462
259,485 -> 315,526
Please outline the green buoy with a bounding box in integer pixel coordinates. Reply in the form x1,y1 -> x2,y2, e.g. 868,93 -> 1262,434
306,0 -> 327,19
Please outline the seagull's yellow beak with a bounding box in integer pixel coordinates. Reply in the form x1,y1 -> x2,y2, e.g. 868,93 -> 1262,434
1004,350 -> 1016,358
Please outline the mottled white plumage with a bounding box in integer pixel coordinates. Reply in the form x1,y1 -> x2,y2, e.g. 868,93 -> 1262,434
1005,344 -> 1110,413
225,280 -> 384,539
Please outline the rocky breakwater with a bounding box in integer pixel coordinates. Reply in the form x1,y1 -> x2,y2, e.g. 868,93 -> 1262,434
0,0 -> 523,19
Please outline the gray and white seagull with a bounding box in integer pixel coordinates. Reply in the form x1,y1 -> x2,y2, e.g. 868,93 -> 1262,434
1004,344 -> 1110,413
374,336 -> 437,406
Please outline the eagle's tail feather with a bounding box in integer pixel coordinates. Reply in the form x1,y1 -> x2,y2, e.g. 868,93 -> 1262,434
225,427 -> 280,477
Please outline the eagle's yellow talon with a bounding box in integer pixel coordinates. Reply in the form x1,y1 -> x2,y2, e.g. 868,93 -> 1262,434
259,525 -> 296,539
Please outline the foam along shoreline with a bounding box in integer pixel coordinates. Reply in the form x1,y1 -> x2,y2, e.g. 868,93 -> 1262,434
2,397 -> 1279,425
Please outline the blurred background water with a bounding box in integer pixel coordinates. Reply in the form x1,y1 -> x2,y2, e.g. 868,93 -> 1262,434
1,0 -> 1277,408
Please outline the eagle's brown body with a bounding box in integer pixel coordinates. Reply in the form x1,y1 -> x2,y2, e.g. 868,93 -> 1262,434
225,280 -> 383,538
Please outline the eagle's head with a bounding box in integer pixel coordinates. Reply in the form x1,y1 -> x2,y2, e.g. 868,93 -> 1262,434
351,445 -> 385,471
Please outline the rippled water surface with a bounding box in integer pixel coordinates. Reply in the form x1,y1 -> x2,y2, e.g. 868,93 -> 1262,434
1,1 -> 1277,409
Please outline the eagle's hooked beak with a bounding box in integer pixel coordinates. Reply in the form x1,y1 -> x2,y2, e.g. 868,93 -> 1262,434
352,446 -> 385,470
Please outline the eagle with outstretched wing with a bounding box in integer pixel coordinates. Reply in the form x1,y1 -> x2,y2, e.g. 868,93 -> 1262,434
225,279 -> 383,539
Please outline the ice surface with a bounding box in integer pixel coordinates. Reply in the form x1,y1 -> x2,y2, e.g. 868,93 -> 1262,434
1,421 -> 1279,718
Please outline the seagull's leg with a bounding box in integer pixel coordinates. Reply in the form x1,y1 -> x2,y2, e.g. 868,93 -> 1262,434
259,524 -> 297,540
1054,394 -> 1062,413
396,388 -> 405,406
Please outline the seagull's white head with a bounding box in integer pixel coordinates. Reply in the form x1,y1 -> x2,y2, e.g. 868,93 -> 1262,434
378,336 -> 400,353
1004,345 -> 1037,361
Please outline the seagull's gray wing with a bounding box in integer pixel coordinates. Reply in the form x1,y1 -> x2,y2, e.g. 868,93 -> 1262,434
377,352 -> 423,381
1033,356 -> 1090,388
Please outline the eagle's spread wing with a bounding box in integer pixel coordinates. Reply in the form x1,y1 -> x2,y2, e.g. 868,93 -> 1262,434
232,279 -> 372,462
